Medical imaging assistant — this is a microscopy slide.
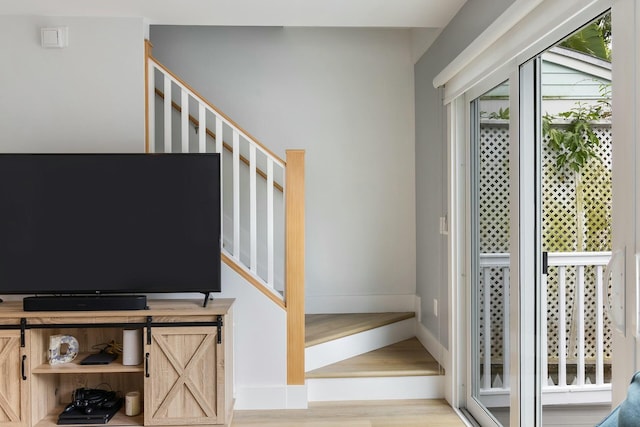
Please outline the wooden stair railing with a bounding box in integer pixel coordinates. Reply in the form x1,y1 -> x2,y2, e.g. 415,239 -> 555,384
153,88 -> 284,193
144,40 -> 305,386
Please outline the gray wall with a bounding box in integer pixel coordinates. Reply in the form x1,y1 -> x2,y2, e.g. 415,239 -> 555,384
0,16 -> 145,152
415,0 -> 516,348
150,26 -> 417,309
0,19 -> 294,407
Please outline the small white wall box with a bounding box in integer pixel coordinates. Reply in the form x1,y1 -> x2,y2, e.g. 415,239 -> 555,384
41,27 -> 68,48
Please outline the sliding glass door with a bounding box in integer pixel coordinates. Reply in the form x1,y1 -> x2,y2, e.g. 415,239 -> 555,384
467,77 -> 514,426
464,9 -> 616,426
539,14 -> 613,423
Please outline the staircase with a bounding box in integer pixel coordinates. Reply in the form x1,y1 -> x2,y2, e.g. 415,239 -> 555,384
144,40 -> 444,408
305,313 -> 445,401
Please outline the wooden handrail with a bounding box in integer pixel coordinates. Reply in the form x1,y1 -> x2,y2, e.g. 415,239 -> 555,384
153,88 -> 283,193
148,54 -> 285,166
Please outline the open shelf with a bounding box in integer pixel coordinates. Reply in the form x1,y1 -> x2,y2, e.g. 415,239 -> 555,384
34,406 -> 143,427
32,353 -> 144,374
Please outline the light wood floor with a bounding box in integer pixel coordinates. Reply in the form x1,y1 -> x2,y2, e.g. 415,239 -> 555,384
306,338 -> 443,378
305,313 -> 415,347
490,405 -> 611,426
231,399 -> 466,426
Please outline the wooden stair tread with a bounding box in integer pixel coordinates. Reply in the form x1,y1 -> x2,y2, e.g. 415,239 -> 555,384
305,312 -> 415,347
306,338 -> 442,379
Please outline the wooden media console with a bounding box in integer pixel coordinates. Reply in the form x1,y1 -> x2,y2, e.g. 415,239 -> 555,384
0,299 -> 234,427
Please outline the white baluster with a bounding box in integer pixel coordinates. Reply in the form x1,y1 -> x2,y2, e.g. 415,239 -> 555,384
181,89 -> 189,153
148,65 -> 155,153
164,77 -> 172,153
483,266 -> 491,390
215,116 -> 223,155
267,158 -> 275,287
558,266 -> 567,387
233,130 -> 240,258
249,144 -> 257,272
502,266 -> 510,388
577,265 -> 585,386
198,103 -> 206,153
216,116 -> 224,244
596,265 -> 604,385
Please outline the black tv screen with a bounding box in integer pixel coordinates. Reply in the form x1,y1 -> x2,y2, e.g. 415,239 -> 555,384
0,153 -> 221,296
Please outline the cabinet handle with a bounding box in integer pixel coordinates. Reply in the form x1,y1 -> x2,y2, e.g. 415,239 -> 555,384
145,352 -> 150,377
21,355 -> 27,380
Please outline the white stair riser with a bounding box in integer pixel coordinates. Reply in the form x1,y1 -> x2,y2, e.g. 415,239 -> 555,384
307,376 -> 444,401
305,318 -> 415,371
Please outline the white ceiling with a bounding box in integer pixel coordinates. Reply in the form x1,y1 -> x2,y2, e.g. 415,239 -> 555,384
0,0 -> 466,28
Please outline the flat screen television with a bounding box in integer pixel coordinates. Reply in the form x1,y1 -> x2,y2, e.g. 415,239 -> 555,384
0,153 -> 221,311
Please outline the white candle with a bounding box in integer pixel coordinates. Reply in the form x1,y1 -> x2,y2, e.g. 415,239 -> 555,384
125,391 -> 141,416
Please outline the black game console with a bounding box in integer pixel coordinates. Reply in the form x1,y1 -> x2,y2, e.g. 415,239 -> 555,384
57,388 -> 123,425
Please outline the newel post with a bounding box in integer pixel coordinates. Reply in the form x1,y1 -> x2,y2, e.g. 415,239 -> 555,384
285,149 -> 305,385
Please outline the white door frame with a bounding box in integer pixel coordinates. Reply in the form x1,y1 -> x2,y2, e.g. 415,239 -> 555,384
460,68 -> 516,426
514,57 -> 544,426
610,0 -> 640,406
460,58 -> 543,427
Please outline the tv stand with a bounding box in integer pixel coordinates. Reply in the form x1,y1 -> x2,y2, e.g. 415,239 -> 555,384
0,299 -> 234,427
23,295 -> 148,312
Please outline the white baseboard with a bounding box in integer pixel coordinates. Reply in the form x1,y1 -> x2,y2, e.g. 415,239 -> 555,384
416,319 -> 449,372
305,318 -> 416,371
307,375 -> 444,401
305,294 -> 418,314
235,385 -> 308,410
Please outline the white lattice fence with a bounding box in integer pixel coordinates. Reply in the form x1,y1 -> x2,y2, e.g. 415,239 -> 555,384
478,121 -> 612,375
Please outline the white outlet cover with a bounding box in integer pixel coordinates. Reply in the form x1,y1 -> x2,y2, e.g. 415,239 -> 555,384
41,27 -> 68,48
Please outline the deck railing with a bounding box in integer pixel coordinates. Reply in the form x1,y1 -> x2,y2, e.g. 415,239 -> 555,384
479,251 -> 612,407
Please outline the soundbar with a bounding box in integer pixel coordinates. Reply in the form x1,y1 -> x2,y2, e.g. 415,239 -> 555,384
23,295 -> 148,312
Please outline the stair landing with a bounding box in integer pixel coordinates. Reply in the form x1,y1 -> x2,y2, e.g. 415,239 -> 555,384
305,312 -> 415,347
306,338 -> 442,379
305,313 -> 444,401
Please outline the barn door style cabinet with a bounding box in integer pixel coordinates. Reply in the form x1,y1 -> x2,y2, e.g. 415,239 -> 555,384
0,299 -> 234,427
0,329 -> 29,427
